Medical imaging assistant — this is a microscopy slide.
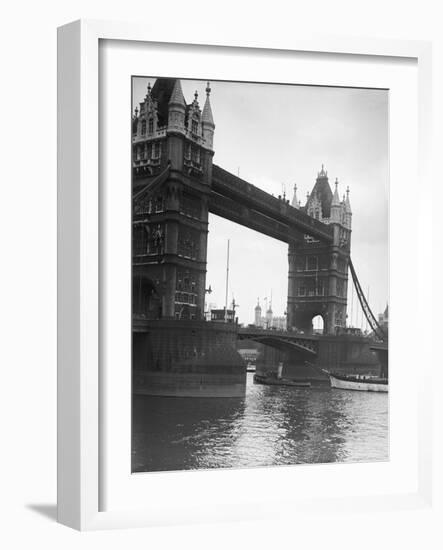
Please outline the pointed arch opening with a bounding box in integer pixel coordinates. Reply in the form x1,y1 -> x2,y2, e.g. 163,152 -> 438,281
312,314 -> 324,335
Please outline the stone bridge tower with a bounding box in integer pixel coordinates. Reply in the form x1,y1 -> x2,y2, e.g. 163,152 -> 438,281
132,79 -> 215,321
287,166 -> 352,335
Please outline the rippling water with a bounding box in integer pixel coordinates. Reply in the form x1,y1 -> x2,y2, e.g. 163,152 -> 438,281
132,373 -> 389,472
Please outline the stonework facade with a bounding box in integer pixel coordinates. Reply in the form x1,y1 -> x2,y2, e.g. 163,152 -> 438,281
287,166 -> 352,335
132,79 -> 215,322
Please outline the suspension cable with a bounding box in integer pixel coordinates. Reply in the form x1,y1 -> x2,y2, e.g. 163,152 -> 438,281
348,258 -> 386,341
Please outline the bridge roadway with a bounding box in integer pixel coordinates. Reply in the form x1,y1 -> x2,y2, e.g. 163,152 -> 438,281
133,316 -> 319,356
210,165 -> 334,244
133,164 -> 334,244
238,326 -> 318,355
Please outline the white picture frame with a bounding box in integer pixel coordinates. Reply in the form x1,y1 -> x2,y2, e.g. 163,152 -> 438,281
57,19 -> 433,531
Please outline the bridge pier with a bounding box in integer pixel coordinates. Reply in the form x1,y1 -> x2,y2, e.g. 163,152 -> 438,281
285,335 -> 380,385
133,320 -> 246,397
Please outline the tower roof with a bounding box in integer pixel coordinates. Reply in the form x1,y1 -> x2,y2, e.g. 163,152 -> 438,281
307,165 -> 333,218
150,78 -> 180,126
202,82 -> 215,126
169,79 -> 186,109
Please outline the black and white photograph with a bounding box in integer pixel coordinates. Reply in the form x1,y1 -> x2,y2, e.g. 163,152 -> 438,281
131,76 -> 389,473
4,0 -> 441,543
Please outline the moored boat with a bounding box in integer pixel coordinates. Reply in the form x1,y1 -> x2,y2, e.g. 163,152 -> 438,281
253,373 -> 311,388
329,372 -> 388,392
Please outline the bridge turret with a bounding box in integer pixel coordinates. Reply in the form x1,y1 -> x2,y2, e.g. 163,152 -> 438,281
202,82 -> 215,151
168,79 -> 186,131
330,178 -> 341,223
344,186 -> 352,229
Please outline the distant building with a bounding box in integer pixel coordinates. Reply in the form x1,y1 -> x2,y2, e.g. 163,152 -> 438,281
378,304 -> 389,331
265,304 -> 273,328
272,316 -> 287,330
254,300 -> 262,326
253,299 -> 286,330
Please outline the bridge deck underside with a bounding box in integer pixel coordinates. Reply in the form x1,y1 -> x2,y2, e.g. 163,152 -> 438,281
238,330 -> 318,356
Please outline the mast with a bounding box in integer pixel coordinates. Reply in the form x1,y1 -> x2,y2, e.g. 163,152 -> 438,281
224,239 -> 230,322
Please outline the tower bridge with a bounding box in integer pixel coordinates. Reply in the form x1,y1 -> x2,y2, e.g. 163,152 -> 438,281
131,78 -> 386,396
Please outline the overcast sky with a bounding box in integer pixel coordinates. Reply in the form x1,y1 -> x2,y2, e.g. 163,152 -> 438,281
133,78 -> 389,327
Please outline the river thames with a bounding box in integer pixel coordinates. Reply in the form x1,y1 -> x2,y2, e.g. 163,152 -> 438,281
132,373 -> 389,472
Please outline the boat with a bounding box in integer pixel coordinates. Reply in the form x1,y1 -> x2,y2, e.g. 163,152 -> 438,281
253,373 -> 311,388
329,372 -> 388,392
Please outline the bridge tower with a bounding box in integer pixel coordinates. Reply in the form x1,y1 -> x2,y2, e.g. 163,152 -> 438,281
287,166 -> 352,335
132,78 -> 215,320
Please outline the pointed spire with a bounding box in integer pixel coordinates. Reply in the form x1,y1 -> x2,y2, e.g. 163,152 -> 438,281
345,186 -> 352,213
332,178 -> 340,206
168,79 -> 186,108
330,177 -> 342,223
193,90 -> 199,106
202,81 -> 215,127
291,184 -> 299,208
318,164 -> 327,177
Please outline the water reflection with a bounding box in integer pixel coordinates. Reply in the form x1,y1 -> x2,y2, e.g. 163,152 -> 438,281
132,373 -> 389,472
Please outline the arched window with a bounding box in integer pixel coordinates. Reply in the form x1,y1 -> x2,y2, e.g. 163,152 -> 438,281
141,120 -> 146,135
148,118 -> 154,134
185,142 -> 191,160
191,118 -> 199,135
133,226 -> 148,255
152,142 -> 161,159
312,315 -> 324,334
191,145 -> 200,163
